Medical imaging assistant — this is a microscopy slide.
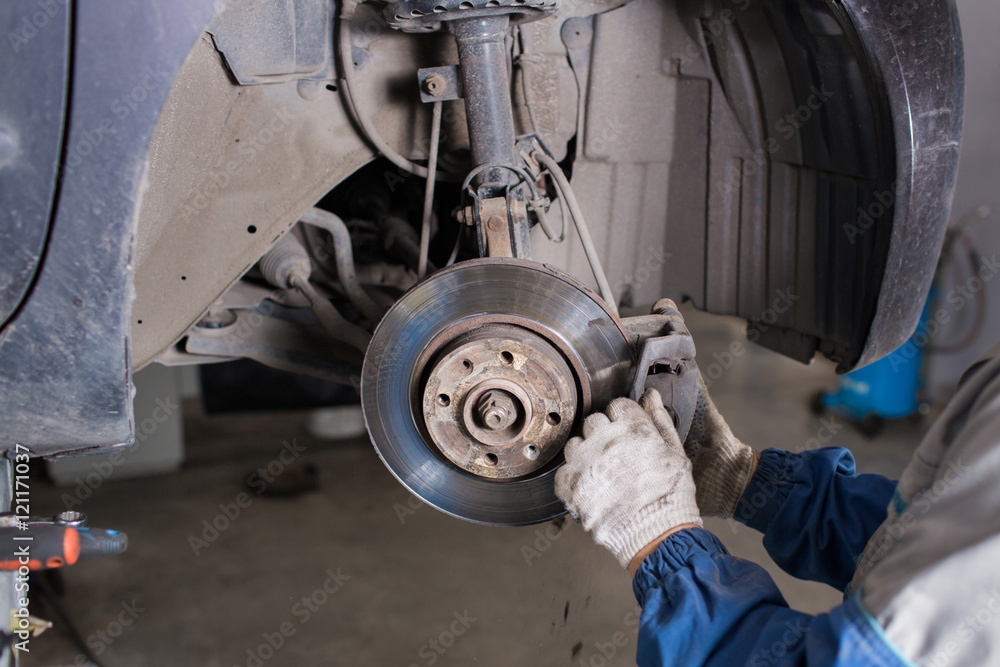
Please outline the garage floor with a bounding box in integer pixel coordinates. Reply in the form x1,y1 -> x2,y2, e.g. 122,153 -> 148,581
23,309 -> 931,667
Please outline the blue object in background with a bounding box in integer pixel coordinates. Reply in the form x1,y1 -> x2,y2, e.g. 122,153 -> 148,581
816,297 -> 931,433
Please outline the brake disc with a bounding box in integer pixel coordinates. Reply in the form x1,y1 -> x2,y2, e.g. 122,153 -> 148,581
361,258 -> 633,525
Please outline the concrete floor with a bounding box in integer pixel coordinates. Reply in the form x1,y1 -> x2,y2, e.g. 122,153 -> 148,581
24,308 -> 930,667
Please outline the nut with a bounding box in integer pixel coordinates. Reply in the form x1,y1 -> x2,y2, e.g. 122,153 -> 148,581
477,390 -> 518,431
455,206 -> 475,226
423,73 -> 447,97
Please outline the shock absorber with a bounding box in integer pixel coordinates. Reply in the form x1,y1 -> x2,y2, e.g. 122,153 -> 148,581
450,15 -> 517,197
382,0 -> 558,259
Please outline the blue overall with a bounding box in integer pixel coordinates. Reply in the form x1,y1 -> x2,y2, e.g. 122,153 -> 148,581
632,447 -> 907,666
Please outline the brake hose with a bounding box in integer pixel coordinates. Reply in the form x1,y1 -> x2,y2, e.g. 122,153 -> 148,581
531,150 -> 618,315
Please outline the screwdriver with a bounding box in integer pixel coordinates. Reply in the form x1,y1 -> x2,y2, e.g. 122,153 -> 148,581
76,527 -> 128,561
0,524 -> 80,570
0,515 -> 127,571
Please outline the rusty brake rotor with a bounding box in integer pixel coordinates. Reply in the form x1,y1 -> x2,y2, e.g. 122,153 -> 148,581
361,258 -> 633,525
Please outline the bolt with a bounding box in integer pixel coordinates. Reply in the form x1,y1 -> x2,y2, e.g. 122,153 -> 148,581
424,73 -> 447,97
487,216 -> 504,232
195,309 -> 237,329
652,298 -> 679,316
477,390 -> 518,431
56,511 -> 86,526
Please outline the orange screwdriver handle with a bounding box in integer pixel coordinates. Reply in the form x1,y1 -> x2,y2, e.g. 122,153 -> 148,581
0,525 -> 80,570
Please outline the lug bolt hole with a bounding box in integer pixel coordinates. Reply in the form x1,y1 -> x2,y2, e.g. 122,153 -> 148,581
437,394 -> 451,407
484,453 -> 499,466
546,412 -> 561,426
500,351 -> 514,365
523,445 -> 539,460
461,359 -> 473,372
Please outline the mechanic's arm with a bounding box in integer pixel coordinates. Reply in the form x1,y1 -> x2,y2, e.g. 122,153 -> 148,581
676,384 -> 896,590
629,527 -> 908,667
556,392 -> 911,667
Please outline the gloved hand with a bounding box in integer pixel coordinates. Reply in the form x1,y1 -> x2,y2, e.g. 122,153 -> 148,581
555,390 -> 702,569
645,379 -> 758,518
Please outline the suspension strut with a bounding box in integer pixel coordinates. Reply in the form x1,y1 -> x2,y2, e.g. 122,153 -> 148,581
383,0 -> 558,258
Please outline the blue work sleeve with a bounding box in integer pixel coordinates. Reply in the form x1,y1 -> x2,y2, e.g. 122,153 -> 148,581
632,528 -> 915,667
732,447 -> 896,590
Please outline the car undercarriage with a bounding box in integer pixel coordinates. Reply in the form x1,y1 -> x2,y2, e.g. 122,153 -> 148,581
0,0 -> 963,526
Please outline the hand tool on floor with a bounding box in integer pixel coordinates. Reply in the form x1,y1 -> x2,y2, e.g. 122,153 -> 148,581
0,512 -> 126,570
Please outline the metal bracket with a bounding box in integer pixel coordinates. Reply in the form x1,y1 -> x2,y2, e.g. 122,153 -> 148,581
478,196 -> 514,258
624,299 -> 700,441
417,65 -> 463,103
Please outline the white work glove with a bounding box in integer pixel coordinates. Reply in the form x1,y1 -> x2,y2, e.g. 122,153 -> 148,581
555,390 -> 702,568
646,379 -> 757,518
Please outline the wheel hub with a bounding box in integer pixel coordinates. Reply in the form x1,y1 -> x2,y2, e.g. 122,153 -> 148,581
361,258 -> 632,525
421,325 -> 576,479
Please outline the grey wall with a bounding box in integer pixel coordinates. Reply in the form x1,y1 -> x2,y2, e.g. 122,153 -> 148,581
926,0 -> 1000,398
